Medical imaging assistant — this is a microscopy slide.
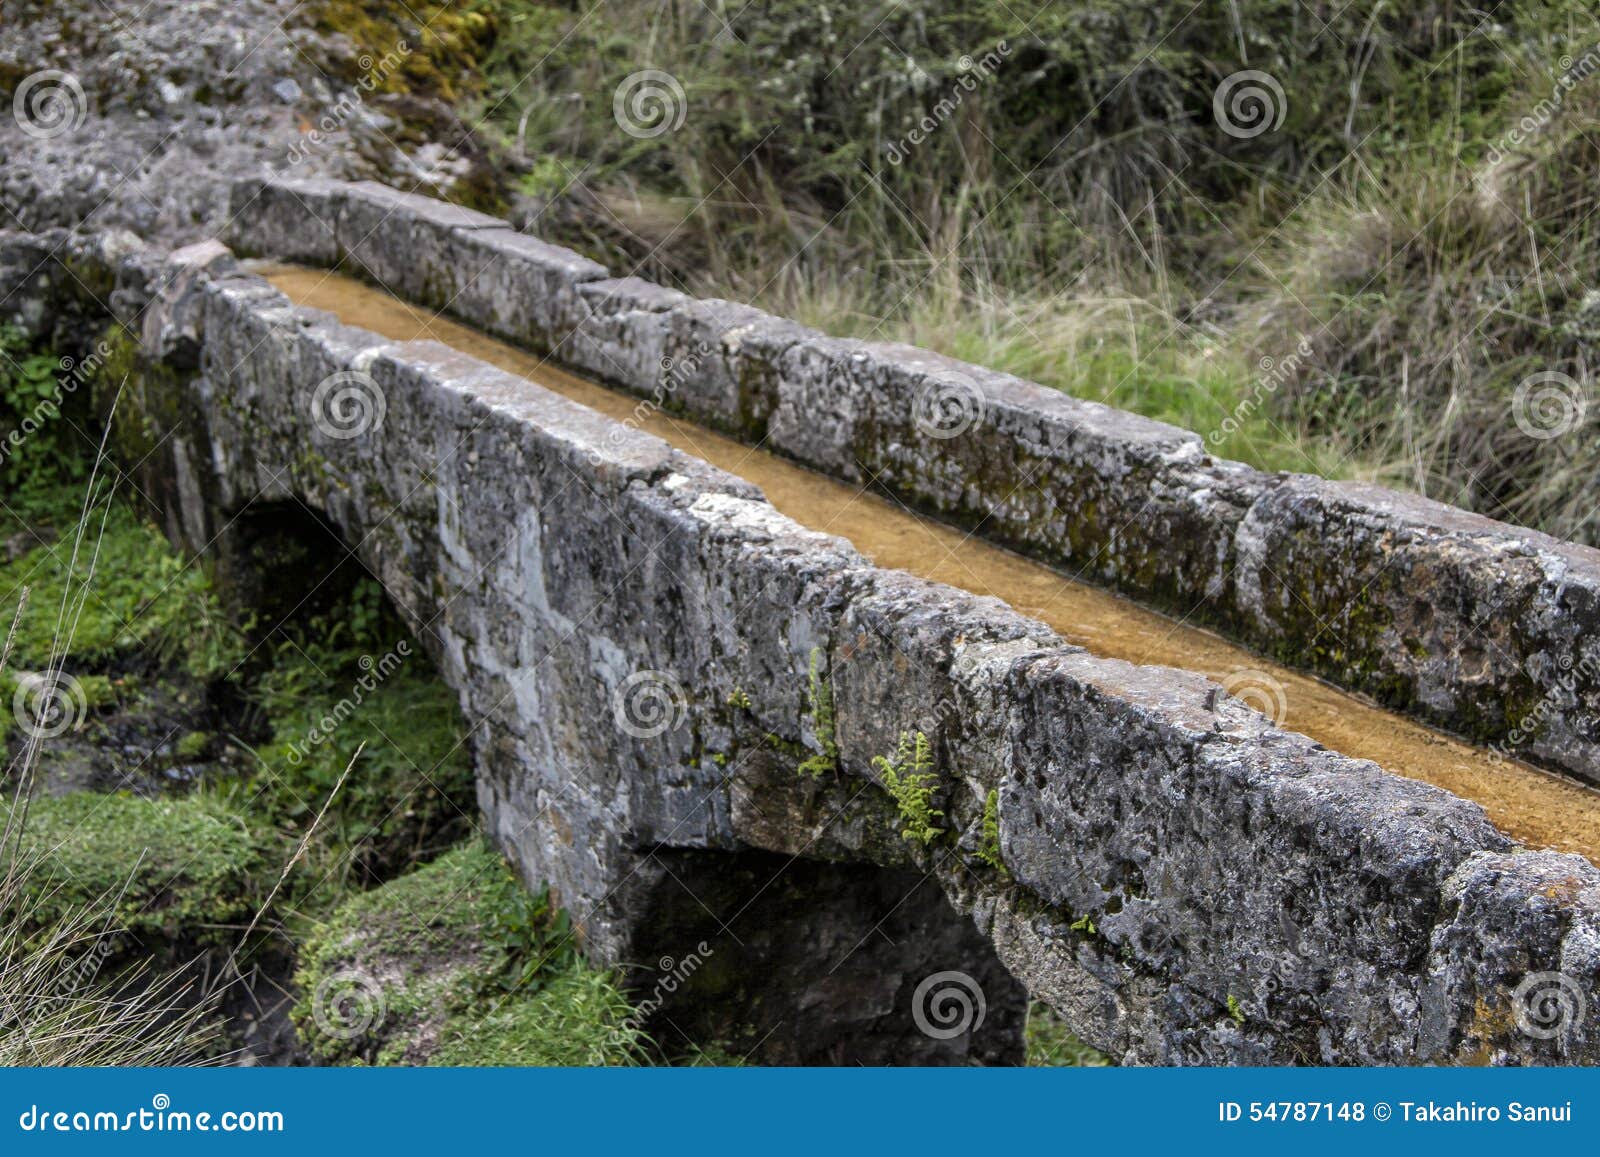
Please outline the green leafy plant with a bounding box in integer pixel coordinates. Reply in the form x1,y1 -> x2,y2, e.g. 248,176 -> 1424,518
253,634 -> 474,884
483,877 -> 578,996
0,325 -> 89,509
977,787 -> 1006,874
1069,914 -> 1097,936
871,730 -> 944,845
796,647 -> 838,779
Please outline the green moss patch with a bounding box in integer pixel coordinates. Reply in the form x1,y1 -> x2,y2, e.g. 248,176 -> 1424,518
292,841 -> 635,1065
1025,1003 -> 1110,1067
10,792 -> 271,949
0,493 -> 244,680
433,970 -> 645,1067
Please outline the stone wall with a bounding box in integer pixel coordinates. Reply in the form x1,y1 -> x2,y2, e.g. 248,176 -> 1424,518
224,176 -> 1600,789
5,225 -> 1600,1066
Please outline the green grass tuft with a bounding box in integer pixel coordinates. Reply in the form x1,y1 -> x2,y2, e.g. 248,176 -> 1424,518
292,841 -> 634,1065
8,792 -> 271,948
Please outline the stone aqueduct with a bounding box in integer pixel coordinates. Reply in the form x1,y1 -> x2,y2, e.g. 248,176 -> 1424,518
2,176 -> 1599,1064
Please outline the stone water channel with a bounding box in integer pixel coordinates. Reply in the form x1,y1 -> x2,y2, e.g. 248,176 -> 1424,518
262,264 -> 1600,867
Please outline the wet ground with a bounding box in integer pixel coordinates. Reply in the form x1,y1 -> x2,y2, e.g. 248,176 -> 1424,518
263,265 -> 1600,865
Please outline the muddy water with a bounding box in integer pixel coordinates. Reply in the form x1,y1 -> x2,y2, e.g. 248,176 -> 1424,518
263,265 -> 1600,863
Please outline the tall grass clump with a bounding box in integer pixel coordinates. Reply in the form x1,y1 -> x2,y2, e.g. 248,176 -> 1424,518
0,519 -> 220,1065
307,0 -> 1600,515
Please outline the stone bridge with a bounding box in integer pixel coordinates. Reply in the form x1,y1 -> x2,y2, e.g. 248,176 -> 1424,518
3,177 -> 1600,1065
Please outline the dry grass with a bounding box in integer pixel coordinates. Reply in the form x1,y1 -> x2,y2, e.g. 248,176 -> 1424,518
0,444 -> 222,1066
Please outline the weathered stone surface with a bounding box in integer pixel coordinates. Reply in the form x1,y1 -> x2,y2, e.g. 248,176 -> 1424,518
225,177 -> 610,359
228,178 -> 344,268
11,227 -> 1600,1065
1233,477 -> 1600,780
0,1 -> 512,248
221,176 -> 1600,788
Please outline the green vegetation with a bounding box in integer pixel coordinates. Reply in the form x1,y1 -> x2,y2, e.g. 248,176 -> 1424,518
433,969 -> 646,1066
293,841 -> 642,1065
251,605 -> 475,886
1026,1004 -> 1111,1067
0,326 -> 245,681
7,792 -> 270,947
310,0 -> 1600,544
796,647 -> 838,780
0,496 -> 245,679
0,847 -> 221,1065
0,327 -> 626,1069
871,731 -> 944,846
0,325 -> 92,516
977,787 -> 1005,873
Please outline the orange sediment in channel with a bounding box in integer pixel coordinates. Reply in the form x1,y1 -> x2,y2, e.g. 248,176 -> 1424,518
263,264 -> 1600,864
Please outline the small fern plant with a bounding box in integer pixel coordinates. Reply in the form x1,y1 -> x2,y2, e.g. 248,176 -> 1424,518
797,647 -> 838,779
977,787 -> 1006,874
872,731 -> 943,845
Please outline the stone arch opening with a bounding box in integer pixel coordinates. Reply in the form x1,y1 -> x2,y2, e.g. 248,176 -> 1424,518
618,847 -> 1029,1065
